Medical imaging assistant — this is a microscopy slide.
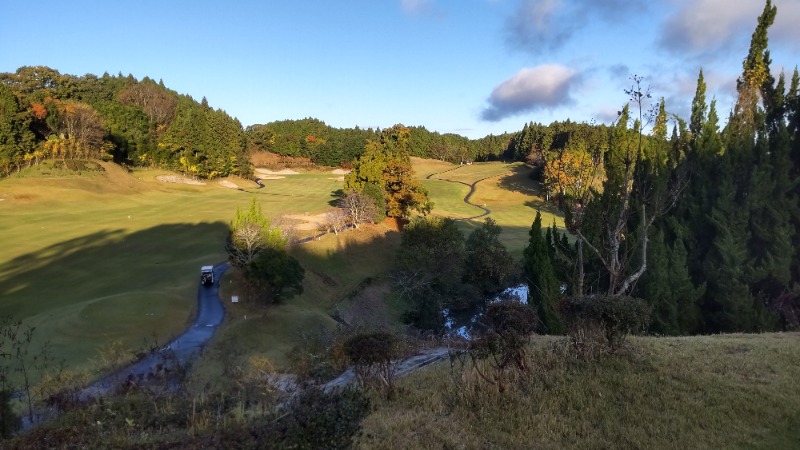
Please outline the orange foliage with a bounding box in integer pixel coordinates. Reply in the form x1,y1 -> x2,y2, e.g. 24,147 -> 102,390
31,103 -> 47,120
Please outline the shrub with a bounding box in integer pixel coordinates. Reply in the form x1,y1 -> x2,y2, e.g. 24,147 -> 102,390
769,286 -> 800,331
467,300 -> 538,392
558,295 -> 651,353
269,387 -> 371,449
343,332 -> 403,395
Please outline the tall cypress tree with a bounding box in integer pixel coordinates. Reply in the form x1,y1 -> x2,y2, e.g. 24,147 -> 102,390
523,210 -> 563,334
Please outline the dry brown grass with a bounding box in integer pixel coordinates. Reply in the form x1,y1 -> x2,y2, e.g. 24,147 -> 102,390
355,333 -> 800,449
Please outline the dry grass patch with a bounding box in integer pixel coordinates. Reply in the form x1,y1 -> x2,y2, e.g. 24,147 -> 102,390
356,333 -> 800,449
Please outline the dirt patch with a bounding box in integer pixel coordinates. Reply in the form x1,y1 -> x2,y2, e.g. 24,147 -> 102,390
284,212 -> 329,231
218,180 -> 239,189
331,169 -> 351,175
382,217 -> 409,231
155,175 -> 206,185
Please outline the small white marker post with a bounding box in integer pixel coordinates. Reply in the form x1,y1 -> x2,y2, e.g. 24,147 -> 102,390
231,295 -> 239,303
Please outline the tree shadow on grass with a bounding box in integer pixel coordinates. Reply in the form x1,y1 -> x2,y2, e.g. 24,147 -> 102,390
495,165 -> 543,197
0,222 -> 230,319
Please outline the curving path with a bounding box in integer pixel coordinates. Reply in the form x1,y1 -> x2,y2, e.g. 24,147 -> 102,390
426,166 -> 508,221
79,263 -> 229,399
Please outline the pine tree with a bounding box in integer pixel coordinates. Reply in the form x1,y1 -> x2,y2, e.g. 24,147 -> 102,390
523,211 -> 563,334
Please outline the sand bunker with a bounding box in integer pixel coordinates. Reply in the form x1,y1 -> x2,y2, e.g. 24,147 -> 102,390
258,175 -> 285,180
218,180 -> 239,189
156,175 -> 206,185
331,169 -> 351,175
255,168 -> 299,175
328,176 -> 345,181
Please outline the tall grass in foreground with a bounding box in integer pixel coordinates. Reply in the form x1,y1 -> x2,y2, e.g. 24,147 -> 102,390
356,333 -> 800,449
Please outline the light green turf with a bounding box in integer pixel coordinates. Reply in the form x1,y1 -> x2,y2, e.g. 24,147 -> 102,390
421,160 -> 561,259
0,162 -> 347,379
0,158 -> 557,380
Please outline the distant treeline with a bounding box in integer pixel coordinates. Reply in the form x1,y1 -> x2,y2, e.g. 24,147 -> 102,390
0,66 -> 248,178
246,119 -> 515,167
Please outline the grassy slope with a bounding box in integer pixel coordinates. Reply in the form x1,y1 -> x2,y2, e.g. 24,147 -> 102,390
357,333 -> 800,449
0,162 -> 342,377
0,157 -> 551,379
414,158 -> 561,259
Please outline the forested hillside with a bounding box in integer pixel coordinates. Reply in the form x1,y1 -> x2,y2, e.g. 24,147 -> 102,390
246,119 -> 514,167
0,67 -> 248,178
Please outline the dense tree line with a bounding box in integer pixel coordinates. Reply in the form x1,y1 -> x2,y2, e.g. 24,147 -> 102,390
525,0 -> 800,336
0,67 -> 249,178
640,0 -> 800,334
246,119 -> 514,167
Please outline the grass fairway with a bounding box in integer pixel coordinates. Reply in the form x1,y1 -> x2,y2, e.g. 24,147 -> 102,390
356,333 -> 800,449
419,159 -> 560,258
0,157 -> 551,380
0,162 -> 344,379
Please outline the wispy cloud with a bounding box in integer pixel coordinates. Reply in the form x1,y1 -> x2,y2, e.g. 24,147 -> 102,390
658,0 -> 800,56
400,0 -> 432,15
481,64 -> 580,122
504,0 -> 646,54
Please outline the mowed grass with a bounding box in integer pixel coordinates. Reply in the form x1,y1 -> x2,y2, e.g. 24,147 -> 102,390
0,157 -> 552,381
193,225 -> 401,383
418,160 -> 560,258
0,162 -> 344,379
356,333 -> 800,449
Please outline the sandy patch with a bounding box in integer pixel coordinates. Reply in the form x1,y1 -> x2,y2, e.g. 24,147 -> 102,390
331,169 -> 351,175
328,176 -> 345,181
218,180 -> 239,189
257,175 -> 285,180
255,168 -> 299,175
156,175 -> 205,185
284,212 -> 329,231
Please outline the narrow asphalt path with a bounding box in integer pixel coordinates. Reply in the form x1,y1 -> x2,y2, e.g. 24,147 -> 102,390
426,166 -> 509,221
79,263 -> 228,398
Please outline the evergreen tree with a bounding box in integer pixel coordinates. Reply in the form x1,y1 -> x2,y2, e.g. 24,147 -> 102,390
464,218 -> 514,297
523,211 -> 563,334
690,69 -> 707,141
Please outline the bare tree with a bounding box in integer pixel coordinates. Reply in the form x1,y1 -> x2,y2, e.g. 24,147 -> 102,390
565,76 -> 686,297
325,208 -> 349,235
339,190 -> 378,228
118,83 -> 177,126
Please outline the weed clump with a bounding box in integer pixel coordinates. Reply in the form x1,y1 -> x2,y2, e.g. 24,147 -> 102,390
558,295 -> 651,356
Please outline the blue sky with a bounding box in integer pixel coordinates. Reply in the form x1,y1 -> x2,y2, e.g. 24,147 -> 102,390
1,0 -> 799,138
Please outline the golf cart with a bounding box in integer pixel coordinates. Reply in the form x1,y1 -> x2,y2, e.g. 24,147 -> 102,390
200,265 -> 215,286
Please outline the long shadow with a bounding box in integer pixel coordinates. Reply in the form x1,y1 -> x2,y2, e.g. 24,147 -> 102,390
1,222 -> 230,319
495,164 -> 542,196
0,221 -> 230,402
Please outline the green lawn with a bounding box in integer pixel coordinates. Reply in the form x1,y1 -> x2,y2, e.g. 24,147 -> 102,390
419,160 -> 560,258
0,158 -> 554,380
0,162 -> 344,378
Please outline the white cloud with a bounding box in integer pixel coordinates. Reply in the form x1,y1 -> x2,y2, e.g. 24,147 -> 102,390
659,0 -> 800,55
481,64 -> 580,121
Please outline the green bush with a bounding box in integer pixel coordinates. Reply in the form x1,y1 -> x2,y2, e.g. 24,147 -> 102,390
558,295 -> 651,352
